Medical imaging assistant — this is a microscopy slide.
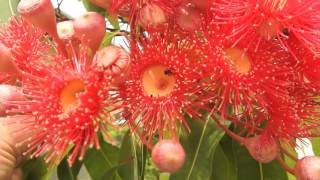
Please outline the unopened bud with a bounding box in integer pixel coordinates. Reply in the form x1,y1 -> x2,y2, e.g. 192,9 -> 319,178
94,45 -> 131,86
139,3 -> 168,30
18,0 -> 57,37
73,12 -> 106,53
176,3 -> 202,31
152,140 -> 186,173
245,135 -> 279,163
295,156 -> 320,180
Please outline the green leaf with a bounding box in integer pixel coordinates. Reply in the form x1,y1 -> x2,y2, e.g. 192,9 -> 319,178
21,158 -> 48,180
211,144 -> 237,180
57,158 -> 83,180
282,144 -> 298,180
82,0 -> 105,13
84,135 -> 121,180
99,166 -> 119,180
170,116 -> 228,180
0,0 -> 19,23
136,143 -> 148,180
217,137 -> 288,180
311,137 -> 320,156
99,32 -> 118,48
118,131 -> 137,180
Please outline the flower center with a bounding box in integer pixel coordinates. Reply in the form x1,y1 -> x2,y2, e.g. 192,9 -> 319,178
142,65 -> 176,97
60,79 -> 86,112
257,18 -> 282,40
223,48 -> 252,74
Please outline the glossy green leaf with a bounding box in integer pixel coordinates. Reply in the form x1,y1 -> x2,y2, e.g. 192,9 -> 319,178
282,144 -> 298,180
84,135 -> 121,180
21,158 -> 49,180
99,32 -> 117,48
82,0 -> 105,13
311,137 -> 320,156
99,166 -> 119,180
118,132 -> 137,180
0,0 -> 19,23
136,143 -> 148,180
170,116 -> 228,180
57,158 -> 83,180
211,144 -> 237,180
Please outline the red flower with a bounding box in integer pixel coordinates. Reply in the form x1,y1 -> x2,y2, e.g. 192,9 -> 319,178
286,36 -> 320,90
260,86 -> 320,141
5,43 -> 114,166
115,33 -> 208,145
199,24 -> 293,122
0,17 -> 52,75
213,0 -> 320,52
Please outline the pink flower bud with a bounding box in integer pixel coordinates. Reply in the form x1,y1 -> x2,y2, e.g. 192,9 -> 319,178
0,85 -> 25,116
295,156 -> 320,180
151,140 -> 186,173
0,44 -> 17,74
73,12 -> 106,53
139,3 -> 168,30
189,0 -> 212,9
94,45 -> 131,86
17,0 -> 57,37
176,3 -> 202,31
245,135 -> 279,163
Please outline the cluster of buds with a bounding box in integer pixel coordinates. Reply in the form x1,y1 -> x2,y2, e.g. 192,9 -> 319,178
0,0 -> 320,177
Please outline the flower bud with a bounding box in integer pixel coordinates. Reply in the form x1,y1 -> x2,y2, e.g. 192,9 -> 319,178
18,0 -> 57,37
73,12 -> 106,53
94,45 -> 131,86
151,140 -> 186,173
0,44 -> 17,74
295,156 -> 320,180
189,0 -> 212,9
245,135 -> 279,163
139,3 -> 168,30
57,21 -> 75,40
0,85 -> 25,116
176,3 -> 202,31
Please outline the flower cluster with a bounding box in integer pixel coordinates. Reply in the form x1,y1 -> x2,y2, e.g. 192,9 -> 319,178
0,0 -> 320,177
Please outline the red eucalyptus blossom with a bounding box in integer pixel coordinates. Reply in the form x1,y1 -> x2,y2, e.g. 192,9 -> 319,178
0,17 -> 52,75
115,33 -> 208,145
199,24 -> 293,121
0,17 -> 120,166
4,42 -> 115,166
213,0 -> 320,52
286,36 -> 320,90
